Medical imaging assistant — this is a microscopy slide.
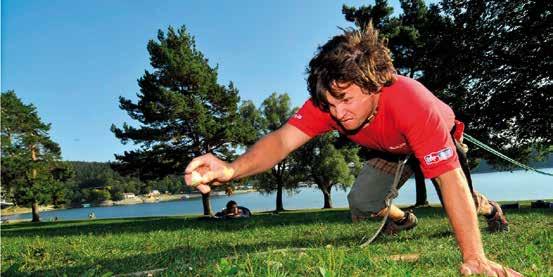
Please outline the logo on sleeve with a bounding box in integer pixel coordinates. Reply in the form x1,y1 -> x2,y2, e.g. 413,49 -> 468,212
293,113 -> 303,120
424,147 -> 453,165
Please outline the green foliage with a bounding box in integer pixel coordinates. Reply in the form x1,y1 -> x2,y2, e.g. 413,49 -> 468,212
111,25 -> 256,214
250,93 -> 302,211
111,191 -> 124,202
69,162 -> 119,188
432,0 -> 553,167
342,0 -> 553,169
1,91 -> 72,221
237,100 -> 266,146
86,189 -> 111,204
343,0 -> 394,29
1,207 -> 551,275
293,132 -> 363,208
62,161 -> 189,205
111,25 -> 247,180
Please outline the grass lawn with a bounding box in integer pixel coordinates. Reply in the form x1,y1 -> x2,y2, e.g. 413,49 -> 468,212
1,206 -> 551,276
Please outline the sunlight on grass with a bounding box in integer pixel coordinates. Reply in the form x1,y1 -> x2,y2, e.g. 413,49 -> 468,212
1,207 -> 551,276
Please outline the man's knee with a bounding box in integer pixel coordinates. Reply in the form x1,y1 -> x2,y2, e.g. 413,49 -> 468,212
348,191 -> 387,220
347,159 -> 407,221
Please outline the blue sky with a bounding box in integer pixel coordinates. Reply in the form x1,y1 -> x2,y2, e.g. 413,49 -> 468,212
2,0 -> 412,162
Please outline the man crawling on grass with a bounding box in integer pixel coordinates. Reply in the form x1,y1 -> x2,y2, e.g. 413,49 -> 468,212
184,23 -> 521,276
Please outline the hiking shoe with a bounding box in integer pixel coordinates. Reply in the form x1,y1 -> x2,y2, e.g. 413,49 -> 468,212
383,212 -> 418,235
487,201 -> 509,232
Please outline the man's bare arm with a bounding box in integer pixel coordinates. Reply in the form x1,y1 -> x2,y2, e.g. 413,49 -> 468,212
230,123 -> 311,180
436,168 -> 521,276
184,123 -> 311,189
435,168 -> 485,261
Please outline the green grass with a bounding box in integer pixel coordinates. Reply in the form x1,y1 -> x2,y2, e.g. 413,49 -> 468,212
1,206 -> 552,276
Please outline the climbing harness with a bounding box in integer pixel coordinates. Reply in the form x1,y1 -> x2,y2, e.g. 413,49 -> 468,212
464,134 -> 553,177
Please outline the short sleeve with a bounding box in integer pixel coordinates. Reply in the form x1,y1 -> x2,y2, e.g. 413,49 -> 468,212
287,99 -> 334,137
403,109 -> 460,178
392,82 -> 460,178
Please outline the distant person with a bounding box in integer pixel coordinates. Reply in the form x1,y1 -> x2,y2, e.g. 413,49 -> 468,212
223,201 -> 242,218
88,211 -> 96,220
215,201 -> 251,219
185,23 -> 519,276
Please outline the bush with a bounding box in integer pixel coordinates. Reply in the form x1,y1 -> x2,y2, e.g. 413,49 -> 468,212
111,192 -> 124,201
87,189 -> 111,203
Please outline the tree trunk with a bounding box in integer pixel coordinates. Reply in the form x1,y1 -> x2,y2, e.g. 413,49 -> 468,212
30,145 -> 41,222
275,183 -> 284,212
201,192 -> 212,216
31,201 -> 40,222
322,186 -> 332,209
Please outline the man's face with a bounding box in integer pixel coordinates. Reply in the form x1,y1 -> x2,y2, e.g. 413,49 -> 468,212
325,83 -> 378,131
230,205 -> 238,214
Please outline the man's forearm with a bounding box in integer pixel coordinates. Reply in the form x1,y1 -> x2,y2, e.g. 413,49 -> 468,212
230,131 -> 291,180
436,168 -> 486,261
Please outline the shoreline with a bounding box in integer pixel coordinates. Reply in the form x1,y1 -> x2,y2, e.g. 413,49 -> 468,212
0,190 -> 256,216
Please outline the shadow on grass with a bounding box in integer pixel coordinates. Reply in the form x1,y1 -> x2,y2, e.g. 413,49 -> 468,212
1,207 -> 439,238
2,206 -> 548,239
2,229 -> 373,276
2,209 -> 354,238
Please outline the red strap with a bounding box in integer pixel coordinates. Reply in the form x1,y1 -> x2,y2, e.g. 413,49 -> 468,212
453,120 -> 465,141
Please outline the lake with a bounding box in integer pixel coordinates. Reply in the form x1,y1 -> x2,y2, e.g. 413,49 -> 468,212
3,168 -> 552,221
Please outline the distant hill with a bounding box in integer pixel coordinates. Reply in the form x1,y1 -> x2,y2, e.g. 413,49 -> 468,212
68,161 -> 119,188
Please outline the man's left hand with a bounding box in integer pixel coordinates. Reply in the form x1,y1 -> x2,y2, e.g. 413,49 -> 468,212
460,258 -> 522,277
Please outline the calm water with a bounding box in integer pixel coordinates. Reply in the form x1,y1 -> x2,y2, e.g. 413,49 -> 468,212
3,168 -> 552,221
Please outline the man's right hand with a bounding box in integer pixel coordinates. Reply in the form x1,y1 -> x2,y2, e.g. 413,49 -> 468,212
184,153 -> 235,194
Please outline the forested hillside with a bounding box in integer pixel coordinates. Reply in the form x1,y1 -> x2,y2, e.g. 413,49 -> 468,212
63,161 -> 189,206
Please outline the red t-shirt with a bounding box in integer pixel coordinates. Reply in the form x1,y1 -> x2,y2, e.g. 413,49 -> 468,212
288,75 -> 460,178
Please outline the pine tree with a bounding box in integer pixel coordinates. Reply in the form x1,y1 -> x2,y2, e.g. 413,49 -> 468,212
111,26 -> 253,215
1,91 -> 72,222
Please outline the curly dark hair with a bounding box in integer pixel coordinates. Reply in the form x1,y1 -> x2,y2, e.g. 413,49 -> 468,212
306,23 -> 396,111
